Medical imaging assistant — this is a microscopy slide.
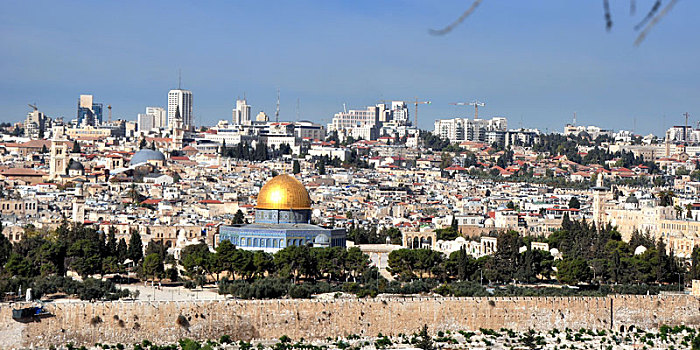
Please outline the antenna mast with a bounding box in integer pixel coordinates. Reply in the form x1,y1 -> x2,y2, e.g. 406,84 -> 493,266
684,112 -> 690,143
296,98 -> 300,121
275,89 -> 280,122
178,69 -> 182,89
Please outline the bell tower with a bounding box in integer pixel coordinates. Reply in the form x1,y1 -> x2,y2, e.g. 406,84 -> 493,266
50,138 -> 69,179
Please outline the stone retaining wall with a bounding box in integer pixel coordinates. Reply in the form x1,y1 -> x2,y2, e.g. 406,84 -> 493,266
1,295 -> 699,348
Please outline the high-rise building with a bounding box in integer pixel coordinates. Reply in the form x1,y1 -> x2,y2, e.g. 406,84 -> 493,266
168,89 -> 193,130
137,113 -> 154,132
25,107 -> 49,138
232,99 -> 251,125
327,105 -> 381,140
146,107 -> 167,129
666,125 -> 700,143
77,94 -> 103,126
434,117 -> 507,143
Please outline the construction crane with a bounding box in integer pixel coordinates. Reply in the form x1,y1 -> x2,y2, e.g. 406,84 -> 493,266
28,103 -> 38,111
377,99 -> 431,128
410,97 -> 431,129
451,100 -> 485,120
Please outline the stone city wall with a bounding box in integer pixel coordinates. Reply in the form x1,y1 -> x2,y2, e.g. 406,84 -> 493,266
1,295 -> 699,348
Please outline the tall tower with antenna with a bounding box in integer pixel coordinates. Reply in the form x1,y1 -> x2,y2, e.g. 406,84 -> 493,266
168,69 -> 193,130
275,88 -> 280,123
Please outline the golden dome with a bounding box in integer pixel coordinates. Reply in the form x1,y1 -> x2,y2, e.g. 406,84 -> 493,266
256,174 -> 311,210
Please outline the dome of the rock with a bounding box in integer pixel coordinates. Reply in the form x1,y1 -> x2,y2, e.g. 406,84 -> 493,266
256,174 -> 311,210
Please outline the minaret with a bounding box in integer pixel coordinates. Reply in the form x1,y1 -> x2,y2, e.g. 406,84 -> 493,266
592,172 -> 608,231
72,182 -> 85,223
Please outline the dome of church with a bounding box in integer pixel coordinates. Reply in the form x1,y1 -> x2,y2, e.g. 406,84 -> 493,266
68,161 -> 84,171
625,195 -> 639,204
256,174 -> 311,210
130,149 -> 166,166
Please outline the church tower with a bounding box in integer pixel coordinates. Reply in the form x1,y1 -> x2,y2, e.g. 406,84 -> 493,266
49,138 -> 69,179
171,106 -> 184,150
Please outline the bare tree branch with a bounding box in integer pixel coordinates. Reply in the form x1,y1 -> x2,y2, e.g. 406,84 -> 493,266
603,0 -> 613,31
429,0 -> 483,36
429,0 -> 678,46
634,0 -> 662,30
635,0 -> 678,46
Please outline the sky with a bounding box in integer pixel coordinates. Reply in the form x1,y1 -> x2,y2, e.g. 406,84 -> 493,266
1,0 -> 698,135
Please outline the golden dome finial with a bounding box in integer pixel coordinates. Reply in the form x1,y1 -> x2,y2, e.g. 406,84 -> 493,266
256,174 -> 311,210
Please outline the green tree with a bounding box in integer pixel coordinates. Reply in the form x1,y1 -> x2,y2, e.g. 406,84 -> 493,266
144,240 -> 168,261
485,230 -> 522,283
274,245 -> 315,281
0,223 -> 11,268
556,258 -> 591,285
568,196 -> 581,209
387,249 -> 418,280
105,228 -> 117,257
317,158 -> 326,175
690,246 -> 700,280
232,210 -> 245,225
657,190 -> 674,207
692,333 -> 700,350
446,247 -> 477,281
344,246 -> 370,282
116,238 -> 128,262
416,324 -> 435,350
215,240 -> 238,279
127,230 -> 143,264
252,250 -> 274,278
4,252 -> 33,277
71,141 -> 81,153
67,239 -> 103,278
180,242 -> 213,286
141,253 -> 164,281
439,152 -> 453,169
292,160 -> 301,174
